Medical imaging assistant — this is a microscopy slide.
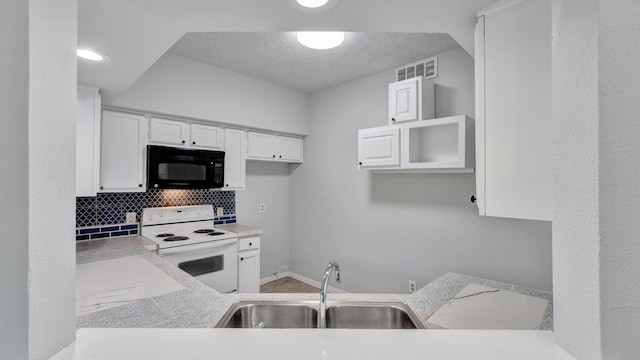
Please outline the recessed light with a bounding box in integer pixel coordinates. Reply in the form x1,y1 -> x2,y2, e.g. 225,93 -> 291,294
297,0 -> 329,8
288,0 -> 339,13
297,31 -> 345,50
77,48 -> 111,63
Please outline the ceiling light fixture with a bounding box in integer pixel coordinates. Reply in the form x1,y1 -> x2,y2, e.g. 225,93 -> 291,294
297,0 -> 329,8
297,31 -> 345,50
77,48 -> 111,63
288,0 -> 339,13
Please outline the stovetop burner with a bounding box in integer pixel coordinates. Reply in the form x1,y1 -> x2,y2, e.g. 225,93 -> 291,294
156,233 -> 174,238
207,232 -> 226,236
164,236 -> 189,242
193,229 -> 215,234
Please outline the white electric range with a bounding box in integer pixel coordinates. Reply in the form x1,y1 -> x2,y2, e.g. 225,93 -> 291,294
141,205 -> 238,293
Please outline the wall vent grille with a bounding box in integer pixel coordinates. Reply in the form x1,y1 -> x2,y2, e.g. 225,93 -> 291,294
396,56 -> 438,82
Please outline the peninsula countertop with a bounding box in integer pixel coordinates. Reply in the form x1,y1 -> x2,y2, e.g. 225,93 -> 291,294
76,235 -> 553,330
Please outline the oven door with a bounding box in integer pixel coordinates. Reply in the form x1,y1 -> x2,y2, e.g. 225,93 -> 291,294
158,239 -> 238,293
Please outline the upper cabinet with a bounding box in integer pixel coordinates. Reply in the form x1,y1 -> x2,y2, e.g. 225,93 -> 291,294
247,132 -> 303,163
149,117 -> 224,150
475,0 -> 552,221
76,86 -> 101,197
358,126 -> 400,168
100,111 -> 148,192
388,77 -> 435,125
223,128 -> 247,191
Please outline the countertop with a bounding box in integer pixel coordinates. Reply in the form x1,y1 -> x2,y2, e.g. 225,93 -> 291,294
76,235 -> 553,330
218,223 -> 263,237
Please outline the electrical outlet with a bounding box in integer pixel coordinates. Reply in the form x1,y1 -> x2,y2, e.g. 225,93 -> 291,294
125,212 -> 137,223
260,203 -> 266,213
217,207 -> 224,217
408,280 -> 417,293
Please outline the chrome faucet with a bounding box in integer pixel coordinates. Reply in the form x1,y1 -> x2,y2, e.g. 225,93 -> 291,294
318,261 -> 341,328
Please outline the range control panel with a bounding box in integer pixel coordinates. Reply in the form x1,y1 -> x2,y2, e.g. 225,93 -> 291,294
141,205 -> 215,226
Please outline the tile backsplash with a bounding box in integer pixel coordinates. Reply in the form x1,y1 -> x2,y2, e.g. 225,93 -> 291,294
76,189 -> 236,228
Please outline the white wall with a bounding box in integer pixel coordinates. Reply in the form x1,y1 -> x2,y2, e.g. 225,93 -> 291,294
290,48 -> 553,293
112,53 -> 311,135
0,0 -> 78,359
0,1 -> 29,357
235,162 -> 291,279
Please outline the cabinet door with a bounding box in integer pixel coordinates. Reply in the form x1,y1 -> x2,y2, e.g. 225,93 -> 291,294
247,132 -> 277,160
223,129 -> 246,191
238,250 -> 260,293
149,118 -> 189,146
190,123 -> 224,150
76,86 -> 101,197
100,111 -> 148,192
389,78 -> 418,124
277,136 -> 303,162
476,0 -> 552,221
358,126 -> 400,168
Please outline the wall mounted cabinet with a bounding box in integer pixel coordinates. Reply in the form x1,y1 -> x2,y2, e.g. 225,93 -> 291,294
100,111 -> 148,192
357,126 -> 400,168
358,116 -> 474,172
247,132 -> 303,163
76,86 -> 101,197
150,117 -> 224,150
223,128 -> 247,191
475,0 -> 552,221
388,76 -> 435,125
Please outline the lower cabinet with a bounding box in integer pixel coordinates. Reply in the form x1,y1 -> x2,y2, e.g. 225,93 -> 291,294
238,237 -> 261,293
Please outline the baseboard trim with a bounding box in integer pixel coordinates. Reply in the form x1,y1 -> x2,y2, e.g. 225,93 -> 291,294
261,272 -> 348,294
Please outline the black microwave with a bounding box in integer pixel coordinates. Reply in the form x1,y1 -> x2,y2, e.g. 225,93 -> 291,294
147,145 -> 225,189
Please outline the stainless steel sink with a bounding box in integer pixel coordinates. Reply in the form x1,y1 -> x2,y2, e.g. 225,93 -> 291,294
216,301 -> 424,329
325,302 -> 424,329
217,301 -> 318,328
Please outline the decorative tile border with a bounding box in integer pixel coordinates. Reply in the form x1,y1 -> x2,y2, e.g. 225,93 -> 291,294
76,223 -> 139,241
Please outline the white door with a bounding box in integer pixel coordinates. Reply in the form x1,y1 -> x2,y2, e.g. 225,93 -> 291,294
389,78 -> 418,123
476,0 -> 552,221
223,128 -> 246,190
190,123 -> 224,150
149,118 -> 189,146
358,126 -> 400,168
277,136 -> 303,162
247,132 -> 276,160
100,111 -> 148,192
238,250 -> 260,293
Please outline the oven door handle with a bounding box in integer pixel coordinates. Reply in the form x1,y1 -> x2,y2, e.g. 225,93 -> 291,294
158,238 -> 237,256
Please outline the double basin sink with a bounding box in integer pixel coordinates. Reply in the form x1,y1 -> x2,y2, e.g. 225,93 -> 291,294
216,300 -> 424,329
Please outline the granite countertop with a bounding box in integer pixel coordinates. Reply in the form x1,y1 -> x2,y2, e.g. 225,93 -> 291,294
217,223 -> 263,237
76,236 -> 553,330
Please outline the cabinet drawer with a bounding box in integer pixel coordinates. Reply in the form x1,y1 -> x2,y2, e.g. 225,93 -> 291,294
238,237 -> 260,251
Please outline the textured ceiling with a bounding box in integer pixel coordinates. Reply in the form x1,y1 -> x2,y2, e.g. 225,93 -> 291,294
168,32 -> 460,93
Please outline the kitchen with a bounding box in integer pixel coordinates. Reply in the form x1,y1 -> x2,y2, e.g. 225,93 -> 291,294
2,0 -> 636,360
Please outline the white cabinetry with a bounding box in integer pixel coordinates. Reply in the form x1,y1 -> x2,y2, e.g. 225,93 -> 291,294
247,132 -> 303,163
358,116 -> 473,172
149,117 -> 224,150
223,128 -> 246,191
238,237 -> 260,293
357,126 -> 400,168
401,116 -> 474,170
475,0 -> 552,221
388,76 -> 435,125
76,85 -> 101,197
100,111 -> 148,192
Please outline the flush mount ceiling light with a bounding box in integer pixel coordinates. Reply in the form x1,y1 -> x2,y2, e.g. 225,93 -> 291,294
296,31 -> 345,50
77,48 -> 111,63
288,0 -> 339,13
